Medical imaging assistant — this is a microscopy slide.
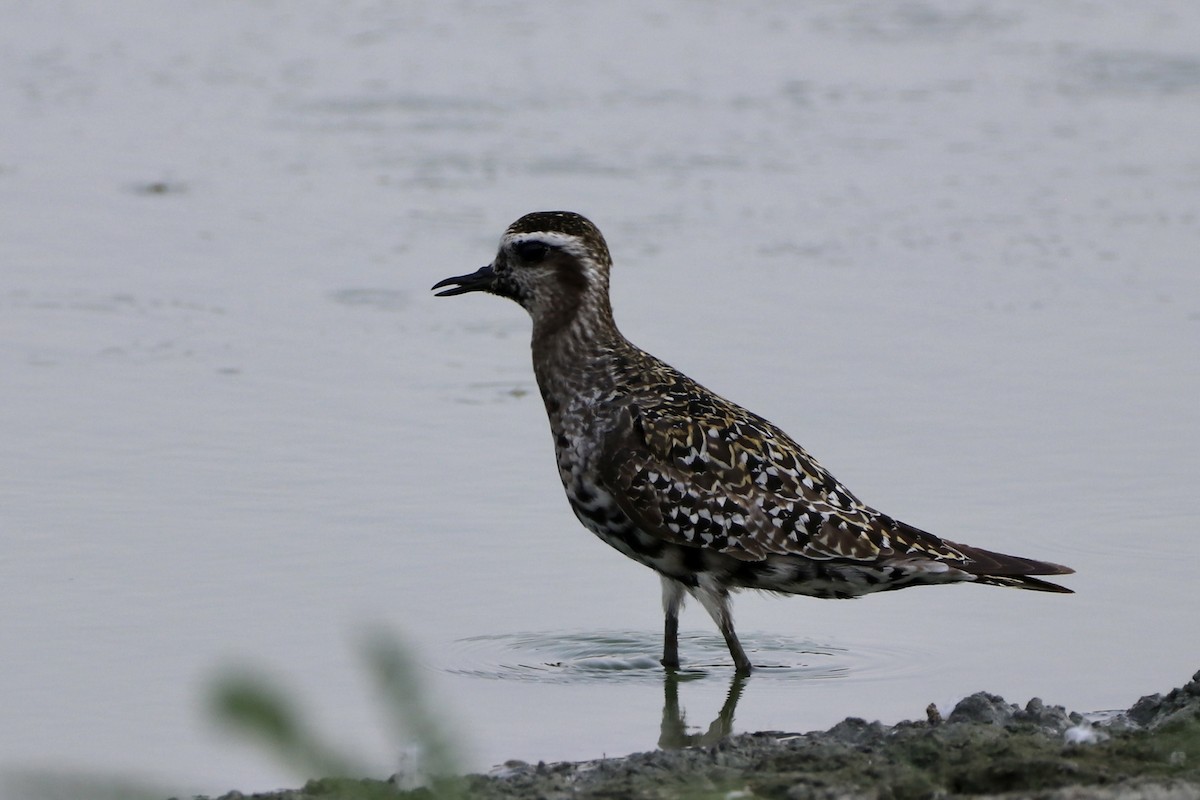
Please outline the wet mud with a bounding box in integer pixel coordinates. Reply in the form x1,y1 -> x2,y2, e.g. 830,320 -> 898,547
200,669 -> 1200,799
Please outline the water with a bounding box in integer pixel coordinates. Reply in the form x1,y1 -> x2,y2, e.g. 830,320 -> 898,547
2,1 -> 1199,795
444,630 -> 926,683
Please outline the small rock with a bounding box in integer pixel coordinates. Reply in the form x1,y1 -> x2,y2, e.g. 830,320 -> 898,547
1014,697 -> 1075,732
826,717 -> 884,746
947,692 -> 1016,725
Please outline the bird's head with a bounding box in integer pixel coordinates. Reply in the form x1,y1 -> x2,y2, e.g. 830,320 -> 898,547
433,211 -> 614,335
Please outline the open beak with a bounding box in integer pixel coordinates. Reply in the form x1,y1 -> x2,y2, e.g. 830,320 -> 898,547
432,265 -> 496,297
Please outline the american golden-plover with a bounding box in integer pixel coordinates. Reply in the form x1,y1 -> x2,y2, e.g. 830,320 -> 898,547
433,211 -> 1073,675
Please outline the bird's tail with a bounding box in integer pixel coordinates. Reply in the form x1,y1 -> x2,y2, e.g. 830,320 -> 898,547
950,541 -> 1075,594
970,573 -> 1074,593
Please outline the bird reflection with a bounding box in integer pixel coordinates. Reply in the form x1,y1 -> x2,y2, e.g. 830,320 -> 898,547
658,670 -> 749,749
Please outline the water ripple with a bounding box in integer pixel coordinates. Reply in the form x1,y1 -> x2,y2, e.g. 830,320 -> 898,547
445,630 -> 932,685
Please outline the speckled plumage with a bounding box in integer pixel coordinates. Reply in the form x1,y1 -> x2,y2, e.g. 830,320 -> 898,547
433,211 -> 1073,674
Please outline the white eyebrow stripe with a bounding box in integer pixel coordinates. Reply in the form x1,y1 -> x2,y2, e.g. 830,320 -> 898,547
504,231 -> 593,261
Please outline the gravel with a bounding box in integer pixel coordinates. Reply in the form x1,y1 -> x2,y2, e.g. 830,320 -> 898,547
195,669 -> 1200,800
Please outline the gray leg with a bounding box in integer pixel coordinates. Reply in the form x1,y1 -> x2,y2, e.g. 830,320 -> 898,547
660,576 -> 687,670
692,579 -> 753,675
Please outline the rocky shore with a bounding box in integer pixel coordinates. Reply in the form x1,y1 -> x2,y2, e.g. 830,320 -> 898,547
203,670 -> 1200,800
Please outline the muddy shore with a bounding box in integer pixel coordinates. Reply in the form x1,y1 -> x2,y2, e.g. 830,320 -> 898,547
200,670 -> 1200,800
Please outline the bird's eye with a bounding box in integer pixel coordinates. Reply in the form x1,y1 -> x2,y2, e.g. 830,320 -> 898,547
514,241 -> 552,263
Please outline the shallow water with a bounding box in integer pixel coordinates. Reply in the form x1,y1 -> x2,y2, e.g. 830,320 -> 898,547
2,1 -> 1199,796
445,631 -> 868,683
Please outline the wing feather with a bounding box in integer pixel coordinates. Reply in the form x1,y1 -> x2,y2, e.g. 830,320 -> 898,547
599,402 -> 970,566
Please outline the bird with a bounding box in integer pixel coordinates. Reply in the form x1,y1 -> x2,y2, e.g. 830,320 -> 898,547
432,211 -> 1073,675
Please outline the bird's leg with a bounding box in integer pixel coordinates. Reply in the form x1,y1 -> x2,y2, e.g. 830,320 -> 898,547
660,576 -> 687,670
693,580 -> 753,675
719,619 -> 753,676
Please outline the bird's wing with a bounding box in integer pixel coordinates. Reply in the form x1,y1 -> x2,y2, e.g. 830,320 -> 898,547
598,403 -> 970,565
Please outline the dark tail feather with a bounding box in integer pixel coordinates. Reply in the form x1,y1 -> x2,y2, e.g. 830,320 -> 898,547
943,540 -> 1075,594
972,573 -> 1074,594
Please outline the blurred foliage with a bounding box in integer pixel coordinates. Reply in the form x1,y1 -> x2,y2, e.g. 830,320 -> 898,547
4,630 -> 464,800
209,629 -> 465,799
210,670 -> 363,780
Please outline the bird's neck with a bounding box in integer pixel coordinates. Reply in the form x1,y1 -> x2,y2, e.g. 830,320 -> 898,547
531,298 -> 627,417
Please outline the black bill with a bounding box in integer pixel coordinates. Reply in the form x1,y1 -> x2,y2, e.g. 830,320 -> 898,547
432,265 -> 496,297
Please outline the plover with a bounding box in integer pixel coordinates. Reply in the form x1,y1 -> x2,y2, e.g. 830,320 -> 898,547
433,211 -> 1073,675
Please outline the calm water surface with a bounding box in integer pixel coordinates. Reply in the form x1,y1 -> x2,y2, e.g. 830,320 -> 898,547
2,1 -> 1198,795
